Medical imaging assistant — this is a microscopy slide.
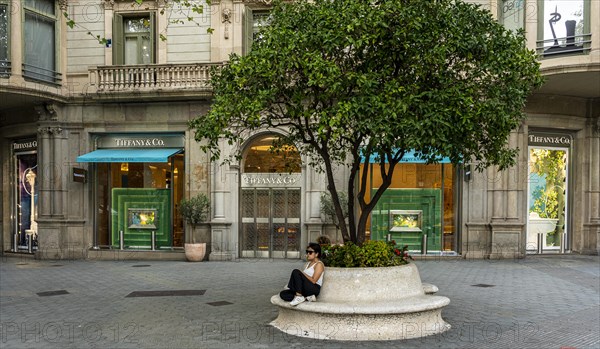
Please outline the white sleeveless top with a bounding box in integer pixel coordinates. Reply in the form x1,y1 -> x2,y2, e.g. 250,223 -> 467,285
303,261 -> 324,286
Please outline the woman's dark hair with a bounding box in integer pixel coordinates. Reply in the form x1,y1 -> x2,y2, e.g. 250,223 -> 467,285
308,242 -> 321,258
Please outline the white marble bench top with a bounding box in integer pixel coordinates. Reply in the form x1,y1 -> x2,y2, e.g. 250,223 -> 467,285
270,294 -> 450,314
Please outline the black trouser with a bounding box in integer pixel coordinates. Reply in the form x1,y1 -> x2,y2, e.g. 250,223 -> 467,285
279,269 -> 321,301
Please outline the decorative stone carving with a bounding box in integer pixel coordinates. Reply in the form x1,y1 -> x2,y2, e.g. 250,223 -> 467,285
37,127 -> 63,135
593,117 -> 600,137
222,8 -> 231,23
103,0 -> 115,9
222,8 -> 231,39
235,0 -> 273,5
35,103 -> 58,121
58,0 -> 68,11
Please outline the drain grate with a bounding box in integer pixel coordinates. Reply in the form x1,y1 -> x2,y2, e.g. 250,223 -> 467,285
132,264 -> 151,268
471,284 -> 495,288
126,290 -> 206,298
37,290 -> 69,297
207,301 -> 233,307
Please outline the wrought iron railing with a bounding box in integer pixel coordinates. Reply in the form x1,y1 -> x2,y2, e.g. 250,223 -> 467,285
0,59 -> 9,78
22,63 -> 62,84
89,63 -> 224,92
536,33 -> 592,57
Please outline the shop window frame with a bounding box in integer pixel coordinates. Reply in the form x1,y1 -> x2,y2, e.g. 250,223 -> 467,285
0,0 -> 10,77
22,0 -> 61,84
113,12 -> 156,65
536,0 -> 592,58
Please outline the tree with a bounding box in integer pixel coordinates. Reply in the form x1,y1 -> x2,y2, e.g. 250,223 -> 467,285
189,0 -> 544,244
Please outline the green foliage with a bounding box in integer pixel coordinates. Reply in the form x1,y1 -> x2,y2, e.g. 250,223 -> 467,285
321,241 -> 412,268
190,0 -> 544,244
179,193 -> 210,233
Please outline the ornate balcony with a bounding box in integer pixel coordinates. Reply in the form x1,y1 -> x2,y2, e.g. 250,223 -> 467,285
88,63 -> 224,95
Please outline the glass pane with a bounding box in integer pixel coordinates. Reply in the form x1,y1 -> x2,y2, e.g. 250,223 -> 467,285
528,148 -> 567,249
124,37 -> 138,65
257,223 -> 270,251
500,0 -> 524,31
25,0 -> 55,15
172,154 -> 185,248
242,223 -> 256,250
256,189 -> 270,217
0,5 -> 8,63
272,190 -> 285,218
442,164 -> 455,252
241,190 -> 255,218
273,224 -> 285,252
97,163 -> 110,246
16,154 -> 38,249
252,11 -> 270,42
125,17 -> 150,33
542,0 -> 585,49
24,13 -> 55,82
141,36 -> 151,64
243,134 -> 301,173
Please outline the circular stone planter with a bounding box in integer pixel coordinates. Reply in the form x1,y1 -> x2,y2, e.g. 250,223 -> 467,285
270,263 -> 450,341
184,243 -> 206,262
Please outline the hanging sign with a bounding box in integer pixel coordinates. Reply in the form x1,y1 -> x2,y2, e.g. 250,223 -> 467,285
73,168 -> 87,183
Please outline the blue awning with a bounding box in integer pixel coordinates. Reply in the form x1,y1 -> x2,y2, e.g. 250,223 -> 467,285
76,148 -> 182,163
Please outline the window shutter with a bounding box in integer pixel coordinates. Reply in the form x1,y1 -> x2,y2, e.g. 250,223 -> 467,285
242,7 -> 253,55
112,13 -> 124,65
150,11 -> 156,63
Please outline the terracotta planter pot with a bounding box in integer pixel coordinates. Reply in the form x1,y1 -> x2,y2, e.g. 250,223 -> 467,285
184,243 -> 206,262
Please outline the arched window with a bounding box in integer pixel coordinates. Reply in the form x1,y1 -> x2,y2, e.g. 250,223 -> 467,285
243,134 -> 301,173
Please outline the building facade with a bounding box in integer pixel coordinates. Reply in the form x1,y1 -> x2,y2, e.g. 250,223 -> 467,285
0,0 -> 598,260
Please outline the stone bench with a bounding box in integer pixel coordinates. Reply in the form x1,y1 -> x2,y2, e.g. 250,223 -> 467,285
270,263 -> 450,341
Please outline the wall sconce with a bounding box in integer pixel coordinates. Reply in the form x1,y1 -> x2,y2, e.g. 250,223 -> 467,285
121,163 -> 129,172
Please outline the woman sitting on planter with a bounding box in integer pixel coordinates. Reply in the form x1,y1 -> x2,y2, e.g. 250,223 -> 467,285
280,242 -> 325,306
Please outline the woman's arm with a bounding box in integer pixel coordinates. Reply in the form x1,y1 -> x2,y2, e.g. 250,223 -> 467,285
302,262 -> 324,284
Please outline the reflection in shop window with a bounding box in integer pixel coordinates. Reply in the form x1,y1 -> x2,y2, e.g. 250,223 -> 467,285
96,153 -> 185,249
499,0 -> 525,32
540,0 -> 587,55
0,4 -> 8,76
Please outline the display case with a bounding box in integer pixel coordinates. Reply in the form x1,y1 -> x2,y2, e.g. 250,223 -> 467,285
389,210 -> 422,232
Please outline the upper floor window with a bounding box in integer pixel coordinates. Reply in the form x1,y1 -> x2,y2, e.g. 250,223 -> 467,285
113,13 -> 156,65
499,0 -> 525,32
23,0 -> 60,83
538,0 -> 590,57
0,2 -> 8,77
243,9 -> 270,55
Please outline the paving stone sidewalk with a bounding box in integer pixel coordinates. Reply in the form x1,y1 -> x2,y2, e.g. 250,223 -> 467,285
0,254 -> 598,349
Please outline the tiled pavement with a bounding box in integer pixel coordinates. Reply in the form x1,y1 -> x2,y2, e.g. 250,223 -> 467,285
0,254 -> 598,349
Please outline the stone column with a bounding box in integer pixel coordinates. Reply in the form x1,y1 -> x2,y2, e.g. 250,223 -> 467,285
210,140 -> 234,261
38,127 -> 52,218
489,130 -> 526,259
8,0 -> 23,81
587,119 -> 600,254
51,127 -> 65,217
463,161 -> 491,259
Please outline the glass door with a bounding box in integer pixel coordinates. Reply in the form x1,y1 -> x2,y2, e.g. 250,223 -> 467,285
527,147 -> 568,252
13,152 -> 38,252
240,188 -> 301,258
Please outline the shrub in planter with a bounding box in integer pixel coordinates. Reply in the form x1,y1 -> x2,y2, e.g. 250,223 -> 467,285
179,193 -> 210,261
321,240 -> 412,268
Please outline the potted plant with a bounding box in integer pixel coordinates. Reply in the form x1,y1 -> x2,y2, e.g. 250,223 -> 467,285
179,193 -> 210,261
